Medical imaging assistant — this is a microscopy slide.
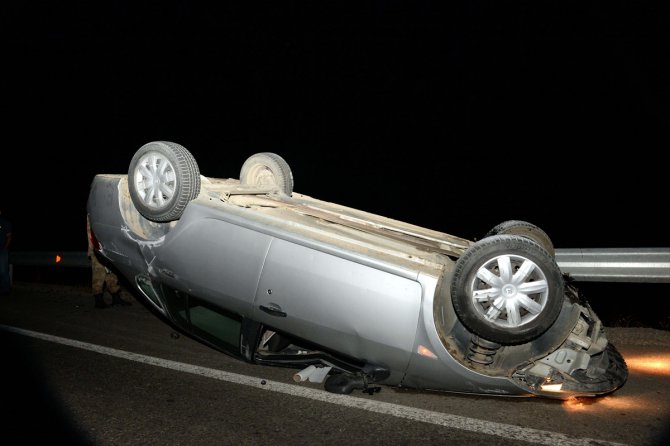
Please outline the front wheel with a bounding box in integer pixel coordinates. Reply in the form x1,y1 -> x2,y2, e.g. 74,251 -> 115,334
128,141 -> 201,222
451,234 -> 564,345
485,220 -> 555,257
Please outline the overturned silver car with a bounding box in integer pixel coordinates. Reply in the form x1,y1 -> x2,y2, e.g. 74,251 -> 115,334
86,141 -> 628,398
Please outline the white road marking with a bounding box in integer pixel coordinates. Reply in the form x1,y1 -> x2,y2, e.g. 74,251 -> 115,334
2,324 -> 629,446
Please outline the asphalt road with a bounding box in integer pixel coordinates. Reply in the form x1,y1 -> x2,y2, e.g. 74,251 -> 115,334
1,282 -> 669,446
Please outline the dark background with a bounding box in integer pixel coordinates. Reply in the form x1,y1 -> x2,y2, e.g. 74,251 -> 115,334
3,1 -> 669,324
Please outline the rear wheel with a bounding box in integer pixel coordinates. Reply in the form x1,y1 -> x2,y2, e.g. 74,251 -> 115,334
128,141 -> 201,222
451,234 -> 564,345
240,152 -> 293,195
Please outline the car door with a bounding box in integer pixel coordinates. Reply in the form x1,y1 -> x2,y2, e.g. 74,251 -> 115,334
253,238 -> 423,374
154,212 -> 273,317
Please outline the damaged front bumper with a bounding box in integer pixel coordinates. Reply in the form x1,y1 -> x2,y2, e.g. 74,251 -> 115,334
514,301 -> 628,398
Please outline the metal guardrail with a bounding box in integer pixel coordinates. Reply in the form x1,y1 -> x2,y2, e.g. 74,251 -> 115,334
9,248 -> 670,283
555,248 -> 670,283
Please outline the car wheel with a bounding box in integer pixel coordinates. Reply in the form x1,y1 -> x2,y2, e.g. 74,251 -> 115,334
485,220 -> 555,257
128,141 -> 201,222
451,234 -> 564,345
240,152 -> 293,195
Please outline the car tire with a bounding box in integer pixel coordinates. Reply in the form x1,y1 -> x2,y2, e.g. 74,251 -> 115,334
485,220 -> 555,257
128,141 -> 201,222
240,152 -> 294,195
451,234 -> 564,345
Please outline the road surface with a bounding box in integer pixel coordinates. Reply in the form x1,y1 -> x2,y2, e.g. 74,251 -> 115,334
1,282 -> 669,445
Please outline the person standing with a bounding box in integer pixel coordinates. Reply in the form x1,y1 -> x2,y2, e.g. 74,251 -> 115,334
0,209 -> 13,296
86,214 -> 130,308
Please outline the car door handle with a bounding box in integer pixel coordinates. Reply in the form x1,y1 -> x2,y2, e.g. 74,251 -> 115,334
159,268 -> 175,278
259,303 -> 287,318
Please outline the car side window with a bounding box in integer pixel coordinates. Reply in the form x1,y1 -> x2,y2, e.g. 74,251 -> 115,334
161,286 -> 243,355
188,297 -> 242,354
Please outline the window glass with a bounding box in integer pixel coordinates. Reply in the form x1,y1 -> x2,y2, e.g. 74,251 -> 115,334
188,297 -> 242,353
135,274 -> 163,309
162,287 -> 189,329
160,286 -> 243,355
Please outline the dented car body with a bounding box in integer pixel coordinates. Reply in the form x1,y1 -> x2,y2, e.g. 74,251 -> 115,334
86,141 -> 627,398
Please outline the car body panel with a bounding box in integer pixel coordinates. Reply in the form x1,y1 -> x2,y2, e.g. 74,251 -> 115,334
154,215 -> 273,317
254,237 -> 423,379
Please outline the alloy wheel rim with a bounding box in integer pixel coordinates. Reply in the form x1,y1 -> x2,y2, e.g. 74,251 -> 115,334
133,151 -> 177,209
469,254 -> 549,328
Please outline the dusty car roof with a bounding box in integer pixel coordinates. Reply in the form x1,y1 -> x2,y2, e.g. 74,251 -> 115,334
190,176 -> 473,277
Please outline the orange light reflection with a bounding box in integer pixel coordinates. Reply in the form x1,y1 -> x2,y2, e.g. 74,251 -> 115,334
417,345 -> 438,359
55,255 -> 62,263
563,395 -> 645,412
625,354 -> 670,376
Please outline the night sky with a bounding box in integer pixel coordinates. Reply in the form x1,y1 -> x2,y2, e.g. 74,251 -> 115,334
4,1 -> 669,254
